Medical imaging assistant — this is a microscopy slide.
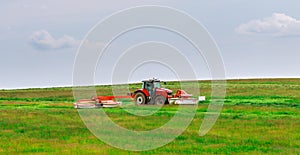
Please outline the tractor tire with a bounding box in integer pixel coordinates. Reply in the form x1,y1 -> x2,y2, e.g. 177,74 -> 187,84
155,95 -> 166,105
134,92 -> 146,105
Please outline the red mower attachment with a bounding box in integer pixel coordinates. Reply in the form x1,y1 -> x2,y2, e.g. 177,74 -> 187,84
74,95 -> 130,109
169,90 -> 198,105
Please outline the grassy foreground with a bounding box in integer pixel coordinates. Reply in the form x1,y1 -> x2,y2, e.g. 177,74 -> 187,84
0,78 -> 300,154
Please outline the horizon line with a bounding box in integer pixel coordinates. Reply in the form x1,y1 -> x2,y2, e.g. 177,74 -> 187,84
1,76 -> 300,90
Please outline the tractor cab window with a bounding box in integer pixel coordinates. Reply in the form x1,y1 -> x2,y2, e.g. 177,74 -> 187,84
143,81 -> 161,89
153,81 -> 161,88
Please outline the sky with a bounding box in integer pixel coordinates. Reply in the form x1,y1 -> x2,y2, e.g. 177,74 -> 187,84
1,0 -> 300,89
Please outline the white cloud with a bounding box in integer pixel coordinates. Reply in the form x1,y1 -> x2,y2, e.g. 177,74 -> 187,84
29,30 -> 80,50
236,13 -> 300,36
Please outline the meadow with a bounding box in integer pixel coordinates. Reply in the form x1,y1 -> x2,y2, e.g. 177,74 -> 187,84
0,78 -> 299,154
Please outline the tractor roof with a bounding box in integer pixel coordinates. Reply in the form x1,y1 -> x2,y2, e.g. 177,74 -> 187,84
142,78 -> 160,82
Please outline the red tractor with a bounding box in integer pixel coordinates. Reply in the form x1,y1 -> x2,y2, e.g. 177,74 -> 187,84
74,78 -> 198,108
133,78 -> 173,105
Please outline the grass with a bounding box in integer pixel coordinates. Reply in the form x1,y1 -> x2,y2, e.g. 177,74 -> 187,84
0,78 -> 299,154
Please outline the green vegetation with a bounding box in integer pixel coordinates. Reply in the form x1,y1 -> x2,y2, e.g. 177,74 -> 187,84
0,78 -> 300,154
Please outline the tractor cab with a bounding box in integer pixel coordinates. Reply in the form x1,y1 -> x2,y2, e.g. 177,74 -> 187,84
142,79 -> 161,96
142,79 -> 161,88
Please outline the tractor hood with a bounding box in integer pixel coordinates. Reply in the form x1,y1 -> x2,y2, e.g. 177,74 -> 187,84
156,88 -> 172,93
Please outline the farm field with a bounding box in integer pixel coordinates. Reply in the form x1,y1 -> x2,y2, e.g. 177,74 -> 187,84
0,78 -> 300,154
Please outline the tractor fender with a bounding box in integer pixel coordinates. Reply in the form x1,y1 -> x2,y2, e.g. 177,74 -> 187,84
133,89 -> 149,97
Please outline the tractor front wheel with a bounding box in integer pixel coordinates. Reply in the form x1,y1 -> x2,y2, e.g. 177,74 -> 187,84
134,92 -> 146,105
155,95 -> 166,105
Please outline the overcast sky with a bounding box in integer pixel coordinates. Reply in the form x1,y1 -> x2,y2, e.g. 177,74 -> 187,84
1,1 -> 300,89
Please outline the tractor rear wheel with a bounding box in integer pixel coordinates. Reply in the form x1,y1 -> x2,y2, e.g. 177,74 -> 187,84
155,95 -> 166,105
134,92 -> 146,105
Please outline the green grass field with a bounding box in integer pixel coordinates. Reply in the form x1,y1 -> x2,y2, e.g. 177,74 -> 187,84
0,78 -> 300,154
